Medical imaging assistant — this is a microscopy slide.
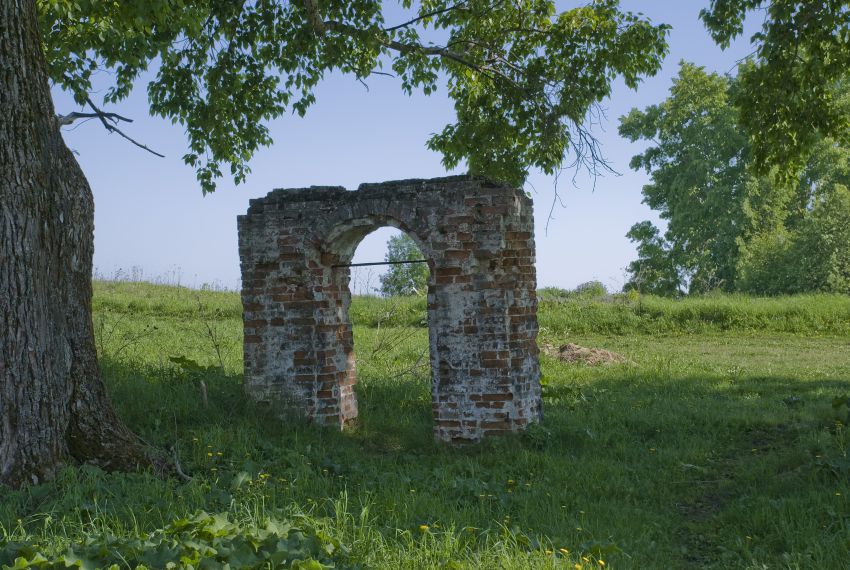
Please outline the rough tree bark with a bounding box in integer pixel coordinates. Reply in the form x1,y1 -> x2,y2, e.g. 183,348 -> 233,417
0,0 -> 157,487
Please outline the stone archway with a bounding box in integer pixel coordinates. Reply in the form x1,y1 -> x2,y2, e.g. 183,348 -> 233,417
238,176 -> 541,442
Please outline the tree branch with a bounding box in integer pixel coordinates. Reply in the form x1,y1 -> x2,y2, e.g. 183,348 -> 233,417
83,97 -> 165,158
383,1 -> 470,33
385,35 -> 484,72
299,0 -> 491,79
57,109 -> 133,126
302,0 -> 326,35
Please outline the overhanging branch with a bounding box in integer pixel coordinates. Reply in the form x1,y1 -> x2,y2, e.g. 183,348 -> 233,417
57,98 -> 165,158
383,1 -> 470,33
85,97 -> 165,158
299,0 -> 494,81
298,0 -> 613,195
57,109 -> 133,126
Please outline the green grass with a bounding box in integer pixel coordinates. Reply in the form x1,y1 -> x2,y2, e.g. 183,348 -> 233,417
538,288 -> 850,335
3,283 -> 850,568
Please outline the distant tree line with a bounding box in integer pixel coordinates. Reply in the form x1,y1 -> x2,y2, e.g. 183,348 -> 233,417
621,62 -> 850,296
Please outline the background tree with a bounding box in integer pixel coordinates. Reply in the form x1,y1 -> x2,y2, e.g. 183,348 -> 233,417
621,62 -> 850,295
701,0 -> 850,177
2,0 -> 672,487
619,62 -> 752,293
736,144 -> 850,294
623,221 -> 683,295
379,234 -> 429,297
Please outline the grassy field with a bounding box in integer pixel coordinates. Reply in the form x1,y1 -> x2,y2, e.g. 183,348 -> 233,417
2,282 -> 850,568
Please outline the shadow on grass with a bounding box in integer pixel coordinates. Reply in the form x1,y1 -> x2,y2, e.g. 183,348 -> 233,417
101,356 -> 260,445
6,357 -> 845,567
347,371 -> 435,452
100,351 -> 850,483
101,356 -> 439,452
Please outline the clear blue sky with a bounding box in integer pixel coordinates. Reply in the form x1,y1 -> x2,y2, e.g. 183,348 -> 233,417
53,1 -> 759,292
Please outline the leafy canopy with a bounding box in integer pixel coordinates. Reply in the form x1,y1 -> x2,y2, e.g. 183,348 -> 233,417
701,0 -> 850,177
39,0 -> 669,192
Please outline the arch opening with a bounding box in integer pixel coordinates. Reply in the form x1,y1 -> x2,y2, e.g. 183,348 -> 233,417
336,226 -> 434,443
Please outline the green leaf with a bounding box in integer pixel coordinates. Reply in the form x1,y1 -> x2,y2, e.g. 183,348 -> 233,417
40,0 -> 668,192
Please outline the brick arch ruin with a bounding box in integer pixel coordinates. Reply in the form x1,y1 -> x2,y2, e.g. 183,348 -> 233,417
238,176 -> 541,442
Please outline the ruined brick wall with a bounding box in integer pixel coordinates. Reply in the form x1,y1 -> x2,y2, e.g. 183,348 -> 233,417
238,175 -> 541,442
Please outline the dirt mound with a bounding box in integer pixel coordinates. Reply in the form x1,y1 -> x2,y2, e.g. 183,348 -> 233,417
540,343 -> 627,365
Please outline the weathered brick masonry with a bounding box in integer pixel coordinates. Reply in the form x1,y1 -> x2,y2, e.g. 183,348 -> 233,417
238,175 -> 542,442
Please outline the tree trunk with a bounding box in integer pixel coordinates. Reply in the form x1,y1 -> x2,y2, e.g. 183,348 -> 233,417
0,0 -> 157,487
